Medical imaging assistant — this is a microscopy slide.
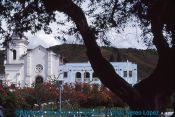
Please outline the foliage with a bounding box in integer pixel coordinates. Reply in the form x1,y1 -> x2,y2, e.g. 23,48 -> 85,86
15,87 -> 35,109
15,82 -> 58,109
0,0 -> 174,48
0,85 -> 16,117
62,83 -> 125,108
13,83 -> 125,110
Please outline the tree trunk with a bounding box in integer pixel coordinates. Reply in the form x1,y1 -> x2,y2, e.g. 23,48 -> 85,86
42,0 -> 174,116
131,4 -> 175,115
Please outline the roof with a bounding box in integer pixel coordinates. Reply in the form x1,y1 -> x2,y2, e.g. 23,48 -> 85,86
21,45 -> 61,59
61,61 -> 137,68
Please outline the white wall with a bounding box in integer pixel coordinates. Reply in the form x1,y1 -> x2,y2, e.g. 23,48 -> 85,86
6,40 -> 28,64
59,61 -> 138,86
22,46 -> 60,86
5,37 -> 28,87
4,64 -> 23,86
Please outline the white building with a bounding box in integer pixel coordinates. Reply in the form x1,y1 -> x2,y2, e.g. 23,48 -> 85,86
4,32 -> 60,87
59,61 -> 137,85
1,32 -> 137,87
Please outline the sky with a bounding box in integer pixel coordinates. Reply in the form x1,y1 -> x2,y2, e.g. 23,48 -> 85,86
0,19 -> 149,50
25,31 -> 61,49
0,4 -> 151,50
23,7 -> 149,50
0,22 -> 149,49
22,11 -> 149,50
23,23 -> 148,49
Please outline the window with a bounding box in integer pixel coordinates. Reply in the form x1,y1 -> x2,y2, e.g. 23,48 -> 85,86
84,72 -> 90,78
129,71 -> 132,77
63,72 -> 68,78
75,72 -> 81,82
35,64 -> 43,73
123,71 -> 127,77
13,50 -> 16,60
84,72 -> 90,82
76,72 -> 81,78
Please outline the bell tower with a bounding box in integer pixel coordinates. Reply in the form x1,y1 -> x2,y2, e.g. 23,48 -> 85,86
6,32 -> 29,64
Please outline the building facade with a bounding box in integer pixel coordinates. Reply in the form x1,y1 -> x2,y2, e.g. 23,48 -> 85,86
59,62 -> 137,85
4,32 -> 60,87
1,32 -> 137,87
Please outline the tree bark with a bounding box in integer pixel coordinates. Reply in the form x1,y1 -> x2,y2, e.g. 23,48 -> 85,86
132,1 -> 175,115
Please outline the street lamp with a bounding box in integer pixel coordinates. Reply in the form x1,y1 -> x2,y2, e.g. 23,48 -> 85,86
57,80 -> 63,116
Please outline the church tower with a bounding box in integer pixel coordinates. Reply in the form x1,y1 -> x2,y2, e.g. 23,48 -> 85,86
4,32 -> 29,87
6,32 -> 28,64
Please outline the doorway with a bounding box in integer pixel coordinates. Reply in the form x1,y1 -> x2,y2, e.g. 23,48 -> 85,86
35,76 -> 43,85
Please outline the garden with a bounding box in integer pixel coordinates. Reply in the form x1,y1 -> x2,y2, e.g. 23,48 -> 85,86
0,82 -> 126,117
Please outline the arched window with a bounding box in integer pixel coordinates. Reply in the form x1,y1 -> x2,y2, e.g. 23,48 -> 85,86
35,76 -> 43,85
13,50 -> 16,60
76,72 -> 81,78
84,72 -> 90,78
84,72 -> 90,82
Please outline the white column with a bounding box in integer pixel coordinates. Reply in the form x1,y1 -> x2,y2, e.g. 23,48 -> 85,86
72,71 -> 76,83
127,60 -> 129,79
90,71 -> 93,82
47,51 -> 52,77
26,53 -> 31,86
26,53 -> 31,76
81,71 -> 84,83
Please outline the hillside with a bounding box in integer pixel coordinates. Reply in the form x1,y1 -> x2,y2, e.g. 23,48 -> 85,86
50,44 -> 158,81
0,44 -> 158,81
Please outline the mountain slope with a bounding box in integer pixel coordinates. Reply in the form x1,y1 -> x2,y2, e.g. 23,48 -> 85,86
50,44 -> 158,81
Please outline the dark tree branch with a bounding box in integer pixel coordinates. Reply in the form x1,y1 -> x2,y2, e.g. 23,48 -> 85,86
42,1 -> 175,112
109,0 -> 118,27
43,0 -> 141,106
151,12 -> 170,56
111,0 -> 118,17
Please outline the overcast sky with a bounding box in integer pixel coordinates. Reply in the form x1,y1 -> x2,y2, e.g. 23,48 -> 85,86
23,10 -> 149,49
0,5 -> 150,50
0,18 -> 149,50
24,23 -> 148,49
